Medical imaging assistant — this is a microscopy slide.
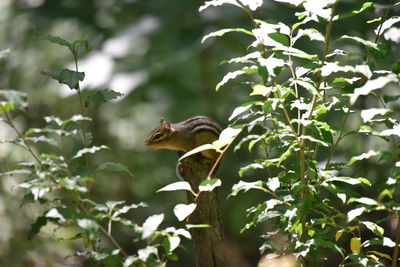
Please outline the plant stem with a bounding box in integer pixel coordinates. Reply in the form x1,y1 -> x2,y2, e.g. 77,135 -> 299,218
2,106 -> 128,257
392,215 -> 400,267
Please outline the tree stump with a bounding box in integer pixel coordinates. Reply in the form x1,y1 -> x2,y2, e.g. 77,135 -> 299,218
179,154 -> 225,267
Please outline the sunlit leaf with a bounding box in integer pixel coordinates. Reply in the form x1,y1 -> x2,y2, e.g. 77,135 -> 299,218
361,221 -> 384,236
137,246 -> 158,262
142,214 -> 164,239
199,178 -> 221,192
335,229 -> 344,241
360,108 -> 390,123
348,150 -> 380,165
230,180 -> 264,196
350,74 -> 398,104
72,145 -> 109,160
216,66 -> 258,90
266,177 -> 280,192
347,207 -> 366,222
340,35 -> 379,50
375,16 -> 400,35
157,181 -> 194,193
199,0 -> 240,11
173,203 -> 197,221
350,237 -> 361,254
202,28 -> 253,43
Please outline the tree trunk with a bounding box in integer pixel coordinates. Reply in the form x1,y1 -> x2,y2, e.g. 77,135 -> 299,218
179,155 -> 225,267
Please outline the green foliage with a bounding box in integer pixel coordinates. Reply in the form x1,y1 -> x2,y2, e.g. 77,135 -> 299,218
0,37 -> 190,266
200,0 -> 400,265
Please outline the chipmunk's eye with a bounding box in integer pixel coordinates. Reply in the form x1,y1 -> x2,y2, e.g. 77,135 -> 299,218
153,133 -> 164,140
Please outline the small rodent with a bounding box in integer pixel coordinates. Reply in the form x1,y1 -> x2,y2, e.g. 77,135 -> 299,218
145,116 -> 222,161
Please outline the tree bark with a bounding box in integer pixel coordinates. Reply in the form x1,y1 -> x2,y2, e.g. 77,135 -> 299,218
178,155 -> 225,267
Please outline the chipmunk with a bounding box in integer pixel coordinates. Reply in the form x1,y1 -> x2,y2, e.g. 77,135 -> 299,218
145,116 -> 222,161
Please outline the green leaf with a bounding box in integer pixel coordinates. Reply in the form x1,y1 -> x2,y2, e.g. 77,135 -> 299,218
340,35 -> 379,51
0,101 -> 14,113
199,178 -> 221,192
71,40 -> 91,58
230,180 -> 264,197
350,74 -> 398,104
250,84 -> 273,97
268,32 -> 289,46
28,216 -> 47,239
375,16 -> 400,35
199,0 -> 240,12
202,28 -> 253,43
392,61 -> 400,74
347,207 -> 366,222
173,203 -> 197,221
0,90 -> 28,110
266,177 -> 280,192
239,163 -> 264,177
85,90 -> 124,108
278,144 -> 295,167
293,28 -> 324,43
39,34 -> 71,48
157,181 -> 194,193
42,69 -> 85,90
141,214 -> 164,239
348,150 -> 380,165
137,246 -> 158,262
216,66 -> 258,90
338,2 -> 373,20
324,176 -> 371,186
361,221 -> 384,236
77,219 -> 100,241
72,145 -> 109,160
96,162 -> 133,177
360,108 -> 391,123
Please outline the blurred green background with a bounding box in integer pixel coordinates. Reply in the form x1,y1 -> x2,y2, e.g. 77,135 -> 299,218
0,0 -> 399,266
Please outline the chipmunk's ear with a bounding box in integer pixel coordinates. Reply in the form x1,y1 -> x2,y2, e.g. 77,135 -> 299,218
164,122 -> 176,133
160,118 -> 166,125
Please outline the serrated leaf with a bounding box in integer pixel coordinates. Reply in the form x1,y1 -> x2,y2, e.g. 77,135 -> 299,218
230,180 -> 264,196
72,145 -> 108,160
39,34 -> 71,48
350,74 -> 398,104
293,28 -> 325,43
320,62 -> 372,78
179,144 -> 216,161
142,214 -> 164,239
173,203 -> 197,221
199,178 -> 221,192
202,28 -> 253,43
96,162 -> 133,177
216,66 -> 258,90
157,181 -> 193,193
42,69 -> 85,90
360,108 -> 390,123
85,89 -> 123,108
350,237 -> 361,254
